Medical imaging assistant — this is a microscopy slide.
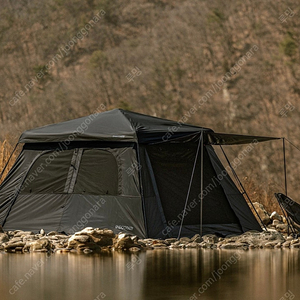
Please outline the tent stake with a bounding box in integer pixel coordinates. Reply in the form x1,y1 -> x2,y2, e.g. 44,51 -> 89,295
177,132 -> 202,239
219,145 -> 268,231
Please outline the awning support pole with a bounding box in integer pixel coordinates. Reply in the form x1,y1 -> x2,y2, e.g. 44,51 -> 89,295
219,145 -> 268,231
283,138 -> 288,196
177,131 -> 202,239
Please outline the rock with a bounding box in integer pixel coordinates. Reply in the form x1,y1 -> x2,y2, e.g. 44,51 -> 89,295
199,241 -> 213,249
276,224 -> 289,233
202,234 -> 218,244
185,242 -> 200,248
70,228 -> 115,248
253,202 -> 271,225
55,248 -> 70,253
220,243 -> 248,250
179,237 -> 191,244
113,235 -> 139,250
165,238 -> 177,244
137,241 -> 146,247
14,231 -> 34,237
0,225 -> 3,233
83,248 -> 93,254
282,241 -> 291,248
152,243 -> 168,249
129,247 -> 141,252
291,243 -> 300,248
70,235 -> 91,243
67,234 -> 98,251
29,238 -> 51,252
264,241 -> 281,249
272,220 -> 281,226
190,234 -> 202,243
0,233 -> 9,243
47,231 -> 60,236
270,211 -> 282,222
4,241 -> 26,252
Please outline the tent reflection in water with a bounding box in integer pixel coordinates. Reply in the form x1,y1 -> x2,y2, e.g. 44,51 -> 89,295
0,109 -> 279,238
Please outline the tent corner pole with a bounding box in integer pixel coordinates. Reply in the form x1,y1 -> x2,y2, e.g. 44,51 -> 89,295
200,131 -> 204,237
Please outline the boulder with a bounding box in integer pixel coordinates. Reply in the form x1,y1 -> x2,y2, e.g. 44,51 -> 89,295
14,231 -> 34,238
253,202 -> 271,225
0,233 -> 9,244
276,224 -> 289,233
180,237 -> 191,243
282,241 -> 291,248
152,243 -> 169,249
47,231 -> 60,236
4,241 -> 26,252
272,220 -> 281,226
185,242 -> 200,248
264,241 -> 281,249
202,234 -> 218,244
220,243 -> 248,250
29,238 -> 52,252
270,212 -> 282,222
165,238 -> 177,244
114,236 -> 138,250
191,234 -> 203,243
67,234 -> 98,251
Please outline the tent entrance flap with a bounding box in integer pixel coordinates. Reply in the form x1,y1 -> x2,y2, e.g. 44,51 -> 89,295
178,132 -> 202,239
146,140 -> 243,237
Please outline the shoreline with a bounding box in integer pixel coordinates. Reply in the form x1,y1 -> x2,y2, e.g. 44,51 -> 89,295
0,227 -> 299,254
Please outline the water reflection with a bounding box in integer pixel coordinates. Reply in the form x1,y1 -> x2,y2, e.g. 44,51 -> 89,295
0,249 -> 299,300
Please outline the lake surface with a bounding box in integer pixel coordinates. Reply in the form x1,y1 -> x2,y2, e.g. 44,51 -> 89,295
0,249 -> 299,300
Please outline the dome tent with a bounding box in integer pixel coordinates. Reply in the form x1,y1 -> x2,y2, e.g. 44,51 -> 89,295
0,109 -> 279,238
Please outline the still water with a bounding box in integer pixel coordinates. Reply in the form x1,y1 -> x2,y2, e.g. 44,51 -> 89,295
0,249 -> 299,300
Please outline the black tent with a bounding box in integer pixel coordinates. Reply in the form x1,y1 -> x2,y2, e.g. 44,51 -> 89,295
0,109 -> 279,238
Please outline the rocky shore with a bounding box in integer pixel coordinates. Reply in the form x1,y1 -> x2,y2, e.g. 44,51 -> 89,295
0,204 -> 298,254
0,227 -> 299,254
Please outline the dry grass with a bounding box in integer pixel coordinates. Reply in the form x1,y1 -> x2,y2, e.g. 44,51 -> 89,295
242,176 -> 281,214
0,139 -> 18,184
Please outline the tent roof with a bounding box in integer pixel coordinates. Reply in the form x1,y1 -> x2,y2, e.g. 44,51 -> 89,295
19,108 -> 280,145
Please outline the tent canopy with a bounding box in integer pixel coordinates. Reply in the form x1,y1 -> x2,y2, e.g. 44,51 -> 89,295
19,109 -> 279,145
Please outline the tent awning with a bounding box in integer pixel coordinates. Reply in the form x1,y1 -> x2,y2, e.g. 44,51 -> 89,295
208,132 -> 280,145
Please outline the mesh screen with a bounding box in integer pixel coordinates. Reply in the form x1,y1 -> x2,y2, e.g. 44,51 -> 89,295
146,142 -> 240,225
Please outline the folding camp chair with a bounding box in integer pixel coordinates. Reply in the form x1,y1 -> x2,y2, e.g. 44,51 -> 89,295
274,193 -> 300,236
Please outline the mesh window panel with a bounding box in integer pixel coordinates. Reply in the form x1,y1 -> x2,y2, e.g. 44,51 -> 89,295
73,149 -> 118,195
146,142 -> 240,225
21,150 -> 73,194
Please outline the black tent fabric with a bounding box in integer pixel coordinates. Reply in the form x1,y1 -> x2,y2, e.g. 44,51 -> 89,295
275,193 -> 300,225
0,109 -> 270,238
